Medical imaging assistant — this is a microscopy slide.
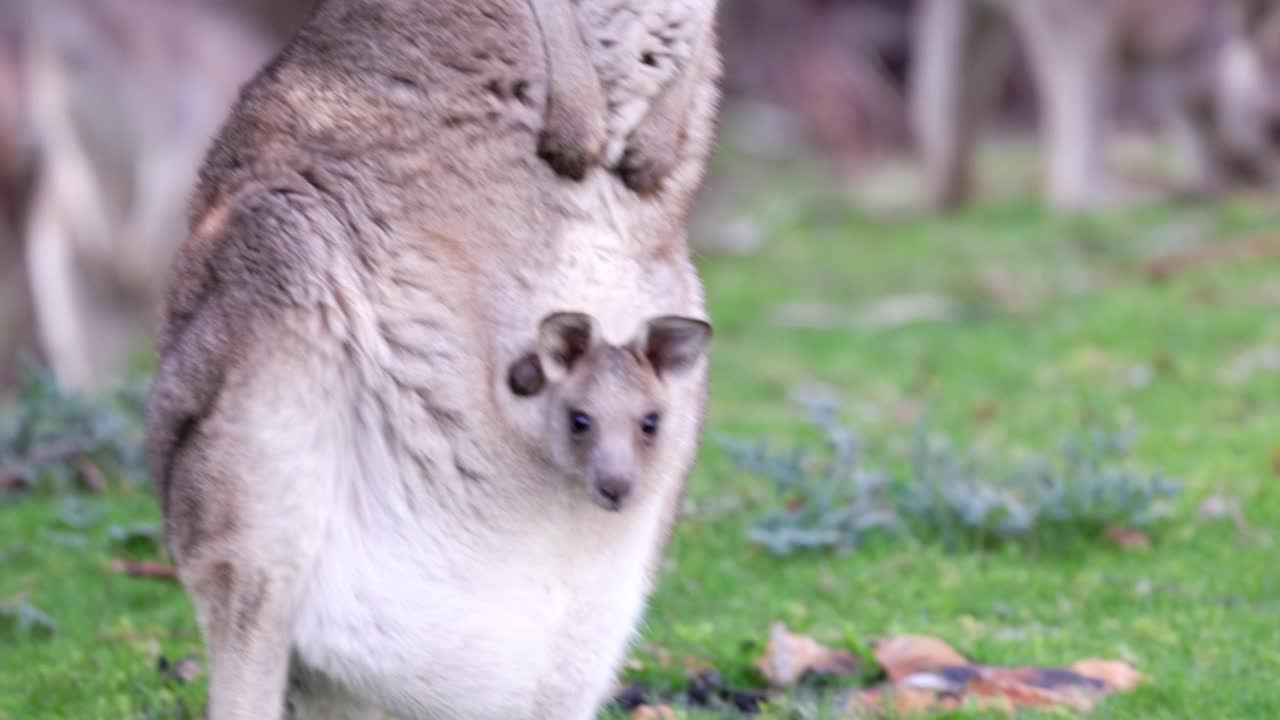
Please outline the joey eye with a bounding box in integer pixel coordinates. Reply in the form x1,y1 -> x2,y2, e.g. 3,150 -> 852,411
640,413 -> 660,437
569,410 -> 592,435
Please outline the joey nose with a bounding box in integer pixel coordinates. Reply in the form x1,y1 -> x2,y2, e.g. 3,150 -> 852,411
593,475 -> 633,511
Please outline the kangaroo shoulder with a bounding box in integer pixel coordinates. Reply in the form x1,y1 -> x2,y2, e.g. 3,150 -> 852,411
147,178 -> 349,508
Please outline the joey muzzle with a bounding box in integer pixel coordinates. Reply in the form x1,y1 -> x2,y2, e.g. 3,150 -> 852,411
591,473 -> 634,512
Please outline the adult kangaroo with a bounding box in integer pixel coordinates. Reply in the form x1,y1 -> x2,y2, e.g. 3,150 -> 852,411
146,0 -> 721,718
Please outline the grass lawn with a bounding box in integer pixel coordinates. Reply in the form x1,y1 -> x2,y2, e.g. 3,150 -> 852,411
4,173 -> 1280,718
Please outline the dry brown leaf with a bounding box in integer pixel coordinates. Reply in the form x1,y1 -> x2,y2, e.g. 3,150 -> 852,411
630,704 -> 676,719
1105,526 -> 1152,550
972,399 -> 1000,423
757,622 -> 859,688
848,684 -> 942,716
873,635 -> 969,682
1071,659 -> 1144,691
849,682 -> 1013,716
967,667 -> 1101,711
856,640 -> 1140,717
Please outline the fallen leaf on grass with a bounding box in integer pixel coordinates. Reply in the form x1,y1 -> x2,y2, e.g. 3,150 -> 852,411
109,559 -> 178,582
850,635 -> 1142,716
874,634 -> 969,682
757,621 -> 860,688
971,399 -> 1000,423
966,666 -> 1105,711
1071,659 -> 1144,691
849,684 -> 974,715
851,680 -> 1015,715
1104,526 -> 1152,551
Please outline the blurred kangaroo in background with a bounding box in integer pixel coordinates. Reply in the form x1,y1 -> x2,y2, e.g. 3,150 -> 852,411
0,0 -> 275,391
911,0 -> 1280,211
147,0 -> 721,718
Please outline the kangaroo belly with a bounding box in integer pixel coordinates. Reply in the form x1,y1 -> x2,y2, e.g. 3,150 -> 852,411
291,467 -> 664,719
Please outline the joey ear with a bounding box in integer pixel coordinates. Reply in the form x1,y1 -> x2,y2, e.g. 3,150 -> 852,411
537,311 -> 599,383
636,315 -> 711,379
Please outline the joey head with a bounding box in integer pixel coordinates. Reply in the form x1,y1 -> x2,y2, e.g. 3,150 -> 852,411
516,311 -> 711,511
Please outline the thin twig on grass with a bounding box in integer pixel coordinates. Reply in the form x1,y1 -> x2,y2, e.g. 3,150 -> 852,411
109,560 -> 178,582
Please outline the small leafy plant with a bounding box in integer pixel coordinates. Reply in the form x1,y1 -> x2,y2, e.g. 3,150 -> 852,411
721,404 -> 897,555
0,359 -> 148,498
897,424 -> 1180,549
721,403 -> 1181,555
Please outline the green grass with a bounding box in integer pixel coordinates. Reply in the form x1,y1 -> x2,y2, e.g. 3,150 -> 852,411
5,183 -> 1280,718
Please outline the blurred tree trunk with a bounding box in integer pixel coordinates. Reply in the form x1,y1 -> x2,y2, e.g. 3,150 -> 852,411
1010,0 -> 1117,211
910,0 -> 1011,211
0,232 -> 41,391
0,162 -> 41,391
0,12 -> 40,391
